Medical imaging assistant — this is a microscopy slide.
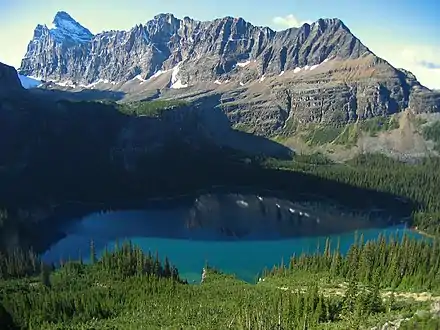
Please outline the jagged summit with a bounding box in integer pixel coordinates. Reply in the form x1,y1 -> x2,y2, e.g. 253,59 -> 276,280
18,12 -> 387,84
153,13 -> 178,21
53,11 -> 75,22
49,10 -> 93,42
18,12 -> 440,125
313,18 -> 346,28
30,10 -> 94,44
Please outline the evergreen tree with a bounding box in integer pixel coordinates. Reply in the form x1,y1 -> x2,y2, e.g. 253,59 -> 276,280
343,276 -> 358,314
163,257 -> 172,278
40,261 -> 51,288
367,269 -> 384,314
387,290 -> 396,313
90,240 -> 97,264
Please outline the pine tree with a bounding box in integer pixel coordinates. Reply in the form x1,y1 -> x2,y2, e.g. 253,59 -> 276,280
171,266 -> 179,281
90,240 -> 96,264
343,276 -> 358,314
40,261 -> 51,288
367,269 -> 384,314
323,237 -> 331,266
163,257 -> 172,278
314,294 -> 325,323
387,290 -> 396,313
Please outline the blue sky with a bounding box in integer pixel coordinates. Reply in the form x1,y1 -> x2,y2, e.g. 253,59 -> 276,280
1,0 -> 439,88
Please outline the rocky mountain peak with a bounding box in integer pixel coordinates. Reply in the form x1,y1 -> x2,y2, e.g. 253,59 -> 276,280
153,13 -> 178,23
31,24 -> 50,41
313,18 -> 346,30
47,11 -> 94,43
53,11 -> 75,24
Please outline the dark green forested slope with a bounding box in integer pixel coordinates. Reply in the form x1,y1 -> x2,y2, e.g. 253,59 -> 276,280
264,153 -> 440,235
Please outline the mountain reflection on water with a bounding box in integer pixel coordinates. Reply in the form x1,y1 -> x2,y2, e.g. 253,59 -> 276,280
42,193 -> 417,282
184,193 -> 398,239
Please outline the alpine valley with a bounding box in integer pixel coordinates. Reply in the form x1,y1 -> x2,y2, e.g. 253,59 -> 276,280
2,10 -> 440,330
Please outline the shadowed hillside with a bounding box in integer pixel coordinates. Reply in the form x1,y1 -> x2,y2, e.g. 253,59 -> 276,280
0,62 -> 436,254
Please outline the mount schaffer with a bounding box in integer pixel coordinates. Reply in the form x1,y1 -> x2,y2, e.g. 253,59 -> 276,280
19,11 -> 440,135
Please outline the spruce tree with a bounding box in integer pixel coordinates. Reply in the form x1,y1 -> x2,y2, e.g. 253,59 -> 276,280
387,290 -> 396,313
40,261 -> 51,288
368,269 -> 384,314
343,276 -> 358,314
163,257 -> 172,278
90,240 -> 96,264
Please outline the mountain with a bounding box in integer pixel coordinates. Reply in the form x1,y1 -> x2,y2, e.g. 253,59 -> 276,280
18,12 -> 440,137
28,11 -> 93,46
21,13 -> 366,83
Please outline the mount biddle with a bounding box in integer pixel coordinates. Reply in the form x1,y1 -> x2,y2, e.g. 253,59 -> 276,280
19,11 -> 440,135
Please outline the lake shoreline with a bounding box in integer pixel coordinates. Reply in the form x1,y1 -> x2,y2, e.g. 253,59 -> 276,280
42,220 -> 427,284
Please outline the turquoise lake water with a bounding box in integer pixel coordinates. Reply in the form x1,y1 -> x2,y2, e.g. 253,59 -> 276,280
42,194 -> 426,283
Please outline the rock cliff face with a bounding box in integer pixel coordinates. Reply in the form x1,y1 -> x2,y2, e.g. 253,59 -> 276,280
20,13 -> 365,83
19,11 -> 440,135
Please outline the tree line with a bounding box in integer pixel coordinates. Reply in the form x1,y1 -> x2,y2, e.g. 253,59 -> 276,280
265,232 -> 439,291
265,153 -> 440,235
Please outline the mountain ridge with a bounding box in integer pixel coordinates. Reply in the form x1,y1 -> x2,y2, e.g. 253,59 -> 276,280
17,11 -> 440,137
19,12 -> 371,83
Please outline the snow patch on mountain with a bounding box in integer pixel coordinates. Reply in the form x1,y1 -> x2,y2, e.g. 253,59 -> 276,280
171,80 -> 188,89
56,80 -> 77,88
290,60 -> 328,74
79,79 -> 118,88
170,62 -> 188,89
18,74 -> 42,89
134,74 -> 146,82
127,69 -> 172,85
150,70 -> 167,79
171,62 -> 181,85
236,60 -> 251,68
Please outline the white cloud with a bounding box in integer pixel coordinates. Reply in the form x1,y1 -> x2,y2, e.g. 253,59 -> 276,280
272,14 -> 311,29
401,46 -> 440,69
364,39 -> 440,90
393,46 -> 440,90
